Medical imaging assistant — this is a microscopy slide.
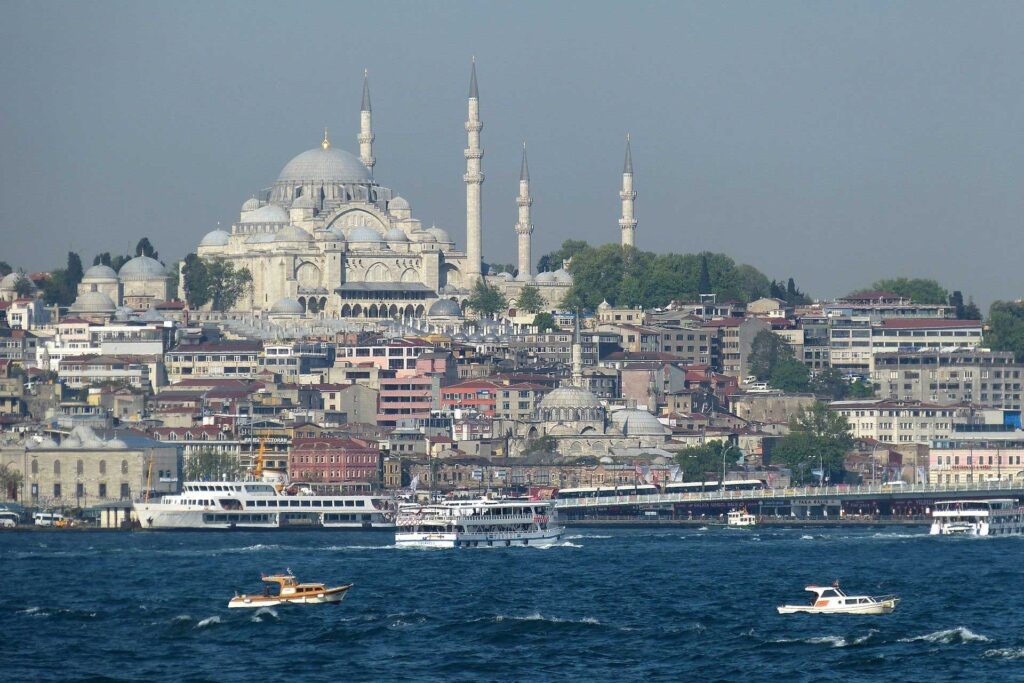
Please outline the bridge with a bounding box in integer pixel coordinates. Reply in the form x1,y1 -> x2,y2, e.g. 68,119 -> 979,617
554,480 -> 1024,521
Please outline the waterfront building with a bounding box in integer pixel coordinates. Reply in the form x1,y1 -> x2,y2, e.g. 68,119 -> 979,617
871,349 -> 1023,410
830,399 -> 979,445
929,431 -> 1024,485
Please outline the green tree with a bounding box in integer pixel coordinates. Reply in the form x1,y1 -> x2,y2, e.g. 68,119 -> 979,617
523,434 -> 558,456
182,253 -> 211,307
810,368 -> 849,400
0,462 -> 24,501
135,237 -> 159,260
93,252 -> 112,267
748,330 -> 794,380
847,379 -> 876,398
771,403 -> 852,485
697,254 -> 711,293
537,239 -> 588,274
465,279 -> 508,319
184,450 -> 244,481
65,252 -> 84,302
533,312 -> 558,333
13,274 -> 36,299
516,284 -> 545,314
986,301 -> 1024,362
111,254 -> 132,271
673,440 -> 736,481
206,258 -> 252,311
769,359 -> 811,392
869,278 -> 948,305
0,262 -> 11,277
41,271 -> 69,306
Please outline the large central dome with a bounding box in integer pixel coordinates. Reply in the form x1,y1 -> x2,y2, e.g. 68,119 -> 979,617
278,147 -> 372,184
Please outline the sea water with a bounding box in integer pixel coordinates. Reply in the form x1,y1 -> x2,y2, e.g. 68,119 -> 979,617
2,527 -> 1021,682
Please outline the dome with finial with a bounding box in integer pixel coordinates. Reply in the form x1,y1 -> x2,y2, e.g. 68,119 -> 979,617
384,227 -> 409,242
240,203 -> 289,224
200,229 -> 230,247
241,197 -> 261,212
277,130 -> 371,184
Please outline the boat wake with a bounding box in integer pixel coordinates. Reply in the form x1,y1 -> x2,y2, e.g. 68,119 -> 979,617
491,612 -> 601,626
898,627 -> 990,644
984,647 -> 1024,660
564,534 -> 611,540
195,615 -> 222,629
772,630 -> 877,648
16,606 -> 97,619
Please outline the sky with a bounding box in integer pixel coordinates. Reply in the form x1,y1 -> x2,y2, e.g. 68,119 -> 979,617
1,1 -> 1023,308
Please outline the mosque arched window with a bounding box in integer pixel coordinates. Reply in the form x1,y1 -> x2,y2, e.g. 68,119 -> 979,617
54,460 -> 61,476
121,460 -> 128,475
31,460 -> 38,475
99,460 -> 106,475
77,459 -> 84,475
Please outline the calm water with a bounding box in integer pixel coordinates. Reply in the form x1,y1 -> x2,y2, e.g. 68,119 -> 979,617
2,527 -> 1022,682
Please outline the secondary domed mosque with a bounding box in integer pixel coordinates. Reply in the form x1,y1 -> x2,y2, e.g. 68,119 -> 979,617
191,63 -> 637,320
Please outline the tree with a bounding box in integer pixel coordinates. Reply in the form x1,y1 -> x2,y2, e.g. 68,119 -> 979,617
697,254 -> 711,294
950,290 -> 982,320
0,462 -> 24,501
205,259 -> 252,311
770,403 -> 852,485
522,434 -> 558,456
673,440 -> 736,481
537,239 -> 588,274
184,450 -> 244,481
464,279 -> 507,319
182,253 -> 211,307
748,330 -> 794,380
516,285 -> 545,314
810,368 -> 849,400
41,271 -> 70,306
869,278 -> 948,305
533,312 -> 558,333
769,359 -> 811,392
986,301 -> 1024,362
0,262 -> 11,277
135,238 -> 158,260
847,379 -> 876,398
13,275 -> 36,299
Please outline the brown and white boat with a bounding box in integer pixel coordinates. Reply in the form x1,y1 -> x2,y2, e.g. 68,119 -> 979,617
228,572 -> 352,608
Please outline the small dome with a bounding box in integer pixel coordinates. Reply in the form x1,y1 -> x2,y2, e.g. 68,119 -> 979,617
597,299 -> 611,310
427,226 -> 451,243
411,230 -> 436,243
348,226 -> 385,243
274,225 -> 312,242
278,147 -> 372,183
61,435 -> 82,449
0,273 -> 35,292
241,197 -> 261,212
484,333 -> 499,343
384,227 -> 409,242
291,195 -> 316,210
515,272 -> 534,283
269,297 -> 304,315
427,299 -> 462,317
540,386 -> 602,410
553,268 -> 573,283
495,271 -> 513,281
200,229 -> 230,247
599,455 -> 614,464
535,271 -> 556,283
610,408 -> 668,436
389,195 -> 410,210
119,256 -> 167,280
240,203 -> 289,224
69,289 -> 117,314
105,437 -> 128,449
139,307 -> 166,322
82,265 -> 118,281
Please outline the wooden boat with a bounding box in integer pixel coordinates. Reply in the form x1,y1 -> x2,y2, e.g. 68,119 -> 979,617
777,582 -> 898,615
228,572 -> 352,608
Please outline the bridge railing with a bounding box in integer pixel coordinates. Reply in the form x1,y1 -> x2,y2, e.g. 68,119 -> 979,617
553,479 -> 1021,509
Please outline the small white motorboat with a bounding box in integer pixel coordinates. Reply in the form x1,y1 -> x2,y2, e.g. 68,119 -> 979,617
727,509 -> 757,528
228,572 -> 352,608
777,582 -> 898,615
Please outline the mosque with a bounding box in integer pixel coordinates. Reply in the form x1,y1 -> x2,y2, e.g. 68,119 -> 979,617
190,63 -> 639,320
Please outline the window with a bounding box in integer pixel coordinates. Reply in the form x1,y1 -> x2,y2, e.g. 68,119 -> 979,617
99,460 -> 107,475
77,459 -> 84,475
120,483 -> 130,499
54,460 -> 61,476
53,483 -> 61,498
121,460 -> 129,475
99,483 -> 107,498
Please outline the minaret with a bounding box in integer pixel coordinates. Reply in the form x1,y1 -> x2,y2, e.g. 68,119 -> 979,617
464,58 -> 484,282
619,133 -> 637,248
515,142 -> 533,278
359,69 -> 375,176
571,312 -> 583,387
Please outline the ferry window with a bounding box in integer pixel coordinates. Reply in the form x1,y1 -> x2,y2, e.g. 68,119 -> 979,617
301,500 -> 311,507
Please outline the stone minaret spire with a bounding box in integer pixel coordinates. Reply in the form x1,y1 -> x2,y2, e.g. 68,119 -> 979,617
464,58 -> 484,282
619,133 -> 637,248
571,311 -> 583,387
359,69 -> 375,176
515,141 -> 534,278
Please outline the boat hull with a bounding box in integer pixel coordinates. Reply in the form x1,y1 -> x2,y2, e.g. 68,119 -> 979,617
777,599 -> 898,615
133,505 -> 394,531
395,526 -> 565,549
228,585 -> 351,608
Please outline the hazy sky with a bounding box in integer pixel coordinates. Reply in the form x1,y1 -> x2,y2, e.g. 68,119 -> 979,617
2,1 -> 1022,307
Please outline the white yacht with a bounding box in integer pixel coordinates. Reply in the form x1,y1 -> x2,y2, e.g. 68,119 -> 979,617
395,497 -> 564,548
133,480 -> 395,530
930,499 -> 1024,537
727,509 -> 757,528
777,583 -> 899,615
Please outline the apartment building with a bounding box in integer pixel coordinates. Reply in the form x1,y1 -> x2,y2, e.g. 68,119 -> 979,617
165,341 -> 262,382
872,350 -> 1023,410
830,399 -> 978,444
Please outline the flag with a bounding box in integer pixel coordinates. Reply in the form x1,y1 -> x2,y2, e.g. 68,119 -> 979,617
409,475 -> 420,492
669,465 -> 682,482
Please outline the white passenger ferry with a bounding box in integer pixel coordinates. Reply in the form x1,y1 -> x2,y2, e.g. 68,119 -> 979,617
133,480 -> 395,530
395,497 -> 564,548
930,499 -> 1024,537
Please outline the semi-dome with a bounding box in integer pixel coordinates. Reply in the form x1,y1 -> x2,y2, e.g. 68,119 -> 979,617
553,268 -> 573,283
241,197 -> 261,212
410,230 -> 436,243
274,224 -> 312,242
291,194 -> 316,210
240,203 -> 289,224
383,227 -> 409,242
348,226 -> 385,243
427,299 -> 462,317
69,289 -> 117,314
610,408 -> 668,436
426,226 -> 451,243
277,147 -> 372,184
269,297 -> 304,315
389,195 -> 410,210
535,271 -> 556,283
199,229 -> 230,247
119,256 -> 167,280
540,386 -> 603,410
82,265 -> 118,281
246,232 -> 276,244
